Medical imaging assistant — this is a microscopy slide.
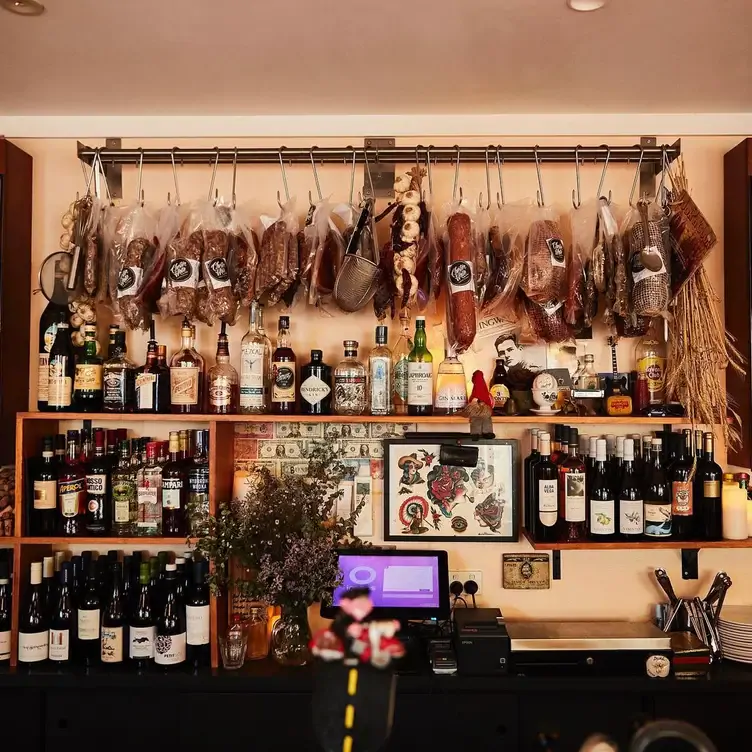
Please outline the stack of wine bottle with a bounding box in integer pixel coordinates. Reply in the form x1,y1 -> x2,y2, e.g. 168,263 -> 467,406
16,550 -> 210,670
525,425 -> 725,543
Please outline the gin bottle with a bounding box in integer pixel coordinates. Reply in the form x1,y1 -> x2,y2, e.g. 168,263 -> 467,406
369,326 -> 392,416
392,314 -> 412,415
434,337 -> 467,416
334,340 -> 367,416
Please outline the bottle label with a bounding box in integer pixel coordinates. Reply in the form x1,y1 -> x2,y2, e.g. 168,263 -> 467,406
0,629 -> 10,661
101,625 -> 124,663
86,473 -> 107,497
272,362 -> 296,402
168,258 -> 200,288
637,355 -> 666,397
130,625 -> 156,658
204,258 -> 231,290
112,481 -> 135,523
47,360 -> 72,407
407,362 -> 433,405
18,631 -> 48,662
394,358 -> 409,402
117,266 -> 143,297
300,375 -> 331,406
135,372 -> 156,410
186,604 -> 211,645
34,479 -> 57,510
619,498 -> 644,535
209,377 -> 232,408
434,382 -> 467,410
448,260 -> 475,294
704,480 -> 721,498
240,342 -> 266,408
49,628 -> 70,661
490,383 -> 510,409
546,237 -> 566,268
74,363 -> 102,392
154,632 -> 187,665
103,371 -> 126,404
59,478 -> 85,518
162,479 -> 183,510
170,366 -> 200,405
43,323 -> 58,352
590,499 -> 616,535
672,480 -> 693,517
37,353 -> 49,402
334,375 -> 366,409
564,471 -> 586,522
137,487 -> 160,529
538,479 -> 558,527
645,503 -> 672,537
369,356 -> 391,412
78,608 -> 100,640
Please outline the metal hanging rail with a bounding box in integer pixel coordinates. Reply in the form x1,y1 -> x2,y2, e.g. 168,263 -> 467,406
77,141 -> 681,168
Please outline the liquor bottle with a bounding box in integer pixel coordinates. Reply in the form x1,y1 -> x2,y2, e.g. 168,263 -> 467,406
42,556 -> 56,621
489,359 -> 511,415
136,337 -> 160,413
0,562 -> 10,663
554,427 -> 570,466
271,315 -> 296,415
618,439 -> 644,541
645,438 -> 672,539
103,329 -> 136,412
136,442 -> 163,537
54,433 -> 66,466
37,265 -> 70,411
588,439 -> 616,541
58,430 -> 86,536
155,563 -> 186,670
101,562 -> 124,665
107,324 -> 120,358
32,436 -> 58,536
578,354 -> 600,390
130,562 -> 156,670
392,313 -> 412,415
696,432 -> 723,540
694,429 -> 703,460
240,300 -> 271,414
85,428 -> 111,535
369,326 -> 393,416
49,562 -> 73,665
186,560 -> 210,668
299,350 -> 333,416
208,323 -> 239,414
77,561 -> 101,667
105,429 -> 118,468
112,440 -> 137,536
334,340 -> 367,416
187,430 -> 210,534
434,344 -> 467,416
635,324 -> 667,413
156,345 -> 171,402
73,324 -> 104,411
523,429 -> 541,532
170,320 -> 205,414
407,316 -> 433,416
558,427 -> 587,542
671,429 -> 695,540
162,431 -> 187,537
47,320 -> 74,412
532,433 -> 559,543
18,562 -> 48,666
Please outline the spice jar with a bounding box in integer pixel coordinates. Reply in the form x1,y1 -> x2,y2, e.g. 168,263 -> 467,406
245,604 -> 270,660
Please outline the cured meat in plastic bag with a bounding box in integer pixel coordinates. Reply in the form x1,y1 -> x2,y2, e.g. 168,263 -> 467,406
521,208 -> 567,305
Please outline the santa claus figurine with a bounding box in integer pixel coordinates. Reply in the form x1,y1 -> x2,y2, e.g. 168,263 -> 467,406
463,370 -> 495,439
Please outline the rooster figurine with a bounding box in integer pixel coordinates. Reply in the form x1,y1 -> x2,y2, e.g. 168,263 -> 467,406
464,370 -> 495,439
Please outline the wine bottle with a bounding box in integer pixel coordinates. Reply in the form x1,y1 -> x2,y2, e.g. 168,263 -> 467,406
18,561 -> 48,665
49,562 -> 73,665
552,426 -> 569,466
611,436 -> 625,491
0,561 -> 11,663
696,432 -> 723,540
101,562 -> 125,665
523,429 -> 540,534
77,561 -> 101,668
531,433 -> 559,543
558,427 -> 587,542
129,562 -> 156,670
619,439 -> 644,541
155,563 -> 186,670
42,555 -> 56,621
186,560 -> 210,669
645,438 -> 672,539
671,429 -> 695,540
586,436 -> 598,489
588,439 -> 616,541
32,437 -> 58,536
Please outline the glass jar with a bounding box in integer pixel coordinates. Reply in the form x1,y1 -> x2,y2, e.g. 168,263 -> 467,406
271,604 -> 311,667
245,604 -> 270,661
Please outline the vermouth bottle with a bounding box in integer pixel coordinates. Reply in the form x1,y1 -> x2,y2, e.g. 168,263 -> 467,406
170,320 -> 205,414
85,428 -> 110,535
334,340 -> 367,416
407,316 -> 433,416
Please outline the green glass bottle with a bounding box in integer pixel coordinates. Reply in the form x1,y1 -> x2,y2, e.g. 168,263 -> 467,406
73,324 -> 103,412
407,316 -> 433,417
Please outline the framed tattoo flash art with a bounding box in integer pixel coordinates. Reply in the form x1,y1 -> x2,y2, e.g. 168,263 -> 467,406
383,438 -> 519,542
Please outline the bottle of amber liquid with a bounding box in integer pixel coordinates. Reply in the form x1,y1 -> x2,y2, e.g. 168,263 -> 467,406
558,427 -> 587,542
271,316 -> 296,415
208,323 -> 238,415
170,321 -> 205,414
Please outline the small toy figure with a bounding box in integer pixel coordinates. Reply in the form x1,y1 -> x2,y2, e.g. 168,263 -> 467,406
464,370 -> 495,439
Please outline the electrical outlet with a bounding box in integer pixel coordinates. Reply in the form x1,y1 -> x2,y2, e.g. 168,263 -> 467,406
449,570 -> 482,595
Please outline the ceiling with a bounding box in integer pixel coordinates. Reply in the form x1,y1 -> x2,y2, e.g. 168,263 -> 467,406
0,0 -> 750,115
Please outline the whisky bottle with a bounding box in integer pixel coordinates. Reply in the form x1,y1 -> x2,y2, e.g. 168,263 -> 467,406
170,320 -> 205,414
208,323 -> 239,415
334,341 -> 367,416
369,326 -> 393,416
240,301 -> 271,414
103,330 -> 136,412
407,316 -> 433,416
392,314 -> 412,415
271,316 -> 296,415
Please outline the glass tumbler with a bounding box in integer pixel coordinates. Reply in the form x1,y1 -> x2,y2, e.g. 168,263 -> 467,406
219,623 -> 248,670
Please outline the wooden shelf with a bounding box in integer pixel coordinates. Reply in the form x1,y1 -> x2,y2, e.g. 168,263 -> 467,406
20,537 -> 197,546
0,538 -> 18,544
17,412 -> 693,425
522,529 -> 752,551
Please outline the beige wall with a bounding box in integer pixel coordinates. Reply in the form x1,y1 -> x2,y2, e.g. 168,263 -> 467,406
15,134 -> 750,621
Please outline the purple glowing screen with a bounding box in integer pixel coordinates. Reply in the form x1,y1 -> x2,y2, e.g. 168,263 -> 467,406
333,554 -> 441,610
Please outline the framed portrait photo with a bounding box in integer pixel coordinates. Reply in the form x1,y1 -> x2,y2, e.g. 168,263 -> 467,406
383,438 -> 519,542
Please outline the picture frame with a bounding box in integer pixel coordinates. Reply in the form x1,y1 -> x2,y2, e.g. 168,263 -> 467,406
383,437 -> 519,542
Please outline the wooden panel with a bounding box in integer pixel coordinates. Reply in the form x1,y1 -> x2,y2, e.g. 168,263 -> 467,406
11,542 -> 50,667
522,529 -> 752,550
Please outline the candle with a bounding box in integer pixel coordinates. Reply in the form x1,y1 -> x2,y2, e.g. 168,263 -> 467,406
747,499 -> 752,537
722,485 -> 748,540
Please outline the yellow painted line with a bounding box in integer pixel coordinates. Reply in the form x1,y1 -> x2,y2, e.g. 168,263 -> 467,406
343,735 -> 353,752
348,668 -> 358,696
345,704 -> 355,729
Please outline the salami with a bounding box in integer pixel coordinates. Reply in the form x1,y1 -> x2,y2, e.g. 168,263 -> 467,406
446,212 -> 477,352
